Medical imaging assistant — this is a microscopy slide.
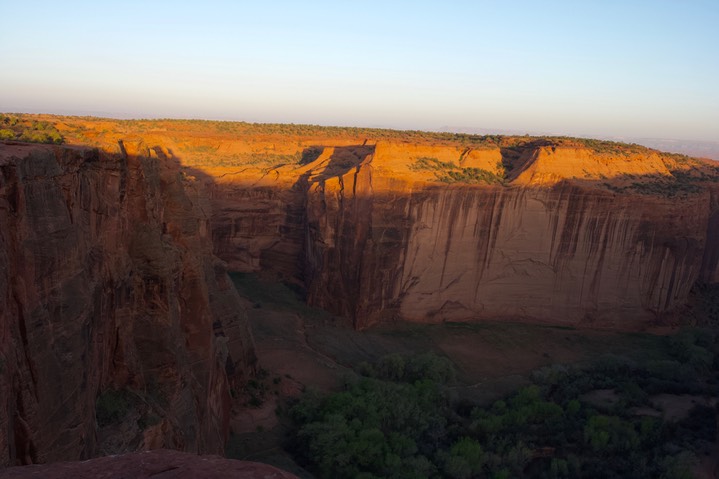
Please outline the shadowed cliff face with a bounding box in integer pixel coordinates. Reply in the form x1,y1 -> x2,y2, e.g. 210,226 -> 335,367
23,115 -> 719,331
309,180 -> 709,328
205,142 -> 719,330
0,142 -> 256,466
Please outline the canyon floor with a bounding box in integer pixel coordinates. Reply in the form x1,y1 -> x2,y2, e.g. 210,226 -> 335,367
225,273 -> 718,478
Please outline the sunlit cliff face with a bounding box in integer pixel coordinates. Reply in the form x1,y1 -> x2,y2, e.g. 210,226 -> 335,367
45,115 -> 719,329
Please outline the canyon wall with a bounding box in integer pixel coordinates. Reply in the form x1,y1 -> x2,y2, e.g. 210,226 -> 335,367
33,115 -> 719,331
0,142 -> 256,466
206,142 -> 719,329
306,177 -> 709,328
8,116 -> 717,469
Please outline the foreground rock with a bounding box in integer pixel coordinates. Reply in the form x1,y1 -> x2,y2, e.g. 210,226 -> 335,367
0,449 -> 298,478
0,143 -> 256,465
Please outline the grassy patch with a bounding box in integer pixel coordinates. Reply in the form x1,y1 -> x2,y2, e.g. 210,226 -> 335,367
603,165 -> 719,198
569,137 -> 646,156
179,151 -> 303,167
409,156 -> 506,185
0,114 -> 64,144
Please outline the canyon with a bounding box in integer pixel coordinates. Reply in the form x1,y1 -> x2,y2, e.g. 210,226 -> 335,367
48,116 -> 719,329
2,114 -> 719,471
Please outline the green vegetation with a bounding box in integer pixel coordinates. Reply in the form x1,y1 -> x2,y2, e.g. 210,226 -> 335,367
9,113 -> 707,168
409,157 -> 506,185
599,154 -> 719,198
627,180 -> 701,197
602,167 -> 719,198
135,118 -> 509,147
179,148 -> 304,168
568,138 -> 646,156
245,368 -> 278,408
287,330 -> 719,479
36,113 -> 664,157
0,114 -> 64,144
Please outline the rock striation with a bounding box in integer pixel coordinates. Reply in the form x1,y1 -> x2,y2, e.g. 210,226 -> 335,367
205,141 -> 719,329
0,142 -> 256,466
14,116 -> 719,332
32,117 -> 719,329
297,144 -> 695,327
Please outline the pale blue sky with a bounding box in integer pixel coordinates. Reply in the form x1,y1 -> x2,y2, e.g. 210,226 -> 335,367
1,1 -> 717,141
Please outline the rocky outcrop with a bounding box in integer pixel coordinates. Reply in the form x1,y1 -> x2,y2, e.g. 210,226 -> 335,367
163,137 -> 719,330
0,449 -> 298,478
302,144 -> 718,328
23,115 -> 719,331
308,180 -> 709,328
0,142 -> 256,466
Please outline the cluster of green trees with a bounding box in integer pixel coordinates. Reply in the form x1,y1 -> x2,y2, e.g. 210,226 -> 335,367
4,114 -> 691,159
601,168 -> 719,197
130,118 -> 508,147
181,150 -> 303,168
0,114 -> 64,144
287,330 -> 719,478
99,117 -> 653,153
569,138 -> 646,156
410,157 -> 506,185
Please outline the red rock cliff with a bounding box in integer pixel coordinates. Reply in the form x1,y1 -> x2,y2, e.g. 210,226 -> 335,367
30,116 -> 719,330
0,142 -> 256,466
301,143 -> 718,328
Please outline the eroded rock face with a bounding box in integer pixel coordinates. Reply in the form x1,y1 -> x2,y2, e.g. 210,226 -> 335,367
23,116 -> 719,332
302,145 -> 718,328
0,449 -> 298,479
0,143 -> 256,466
174,137 -> 719,330
308,180 -> 709,328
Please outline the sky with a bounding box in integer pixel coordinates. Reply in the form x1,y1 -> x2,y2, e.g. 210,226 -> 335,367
1,0 -> 718,142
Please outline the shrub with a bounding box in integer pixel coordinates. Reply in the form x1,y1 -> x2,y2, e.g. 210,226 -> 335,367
409,156 -> 506,185
0,115 -> 64,144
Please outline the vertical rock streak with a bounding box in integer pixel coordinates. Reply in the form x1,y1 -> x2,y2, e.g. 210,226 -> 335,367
293,155 -> 711,329
208,143 -> 716,330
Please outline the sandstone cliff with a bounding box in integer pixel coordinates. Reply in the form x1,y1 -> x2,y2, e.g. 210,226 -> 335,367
298,143 -> 718,328
0,142 -> 256,466
23,115 -> 719,331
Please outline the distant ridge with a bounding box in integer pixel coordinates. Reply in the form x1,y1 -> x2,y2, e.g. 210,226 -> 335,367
439,126 -> 719,161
